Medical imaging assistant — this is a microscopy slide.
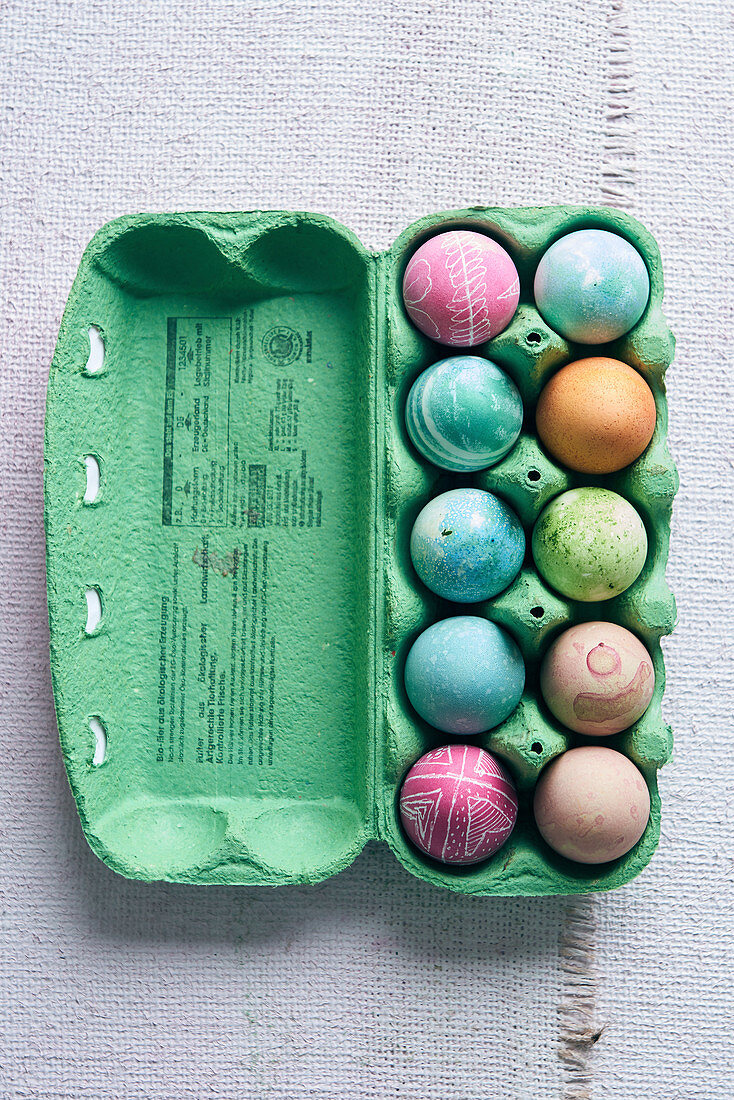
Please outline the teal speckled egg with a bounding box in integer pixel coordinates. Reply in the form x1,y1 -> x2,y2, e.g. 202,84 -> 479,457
534,229 -> 650,344
405,355 -> 523,472
405,616 -> 525,734
532,487 -> 647,601
410,488 -> 525,603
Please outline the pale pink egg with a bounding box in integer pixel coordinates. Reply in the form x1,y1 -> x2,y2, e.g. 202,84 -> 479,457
399,744 -> 518,865
533,746 -> 650,865
540,621 -> 655,736
402,230 -> 519,347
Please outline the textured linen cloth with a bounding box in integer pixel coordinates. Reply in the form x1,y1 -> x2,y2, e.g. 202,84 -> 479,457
0,2 -> 732,1098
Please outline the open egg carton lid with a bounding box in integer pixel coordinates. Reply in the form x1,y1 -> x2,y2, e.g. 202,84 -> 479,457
44,206 -> 677,893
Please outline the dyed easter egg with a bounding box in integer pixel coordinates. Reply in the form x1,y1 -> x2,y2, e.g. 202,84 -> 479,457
402,230 -> 519,347
400,744 -> 518,865
405,355 -> 523,472
541,622 -> 655,736
536,357 -> 656,474
405,616 -> 525,734
533,746 -> 650,864
534,229 -> 649,344
410,488 -> 525,603
532,488 -> 647,602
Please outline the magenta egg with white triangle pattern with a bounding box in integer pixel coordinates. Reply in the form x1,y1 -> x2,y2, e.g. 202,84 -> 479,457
399,744 -> 518,865
402,230 -> 520,347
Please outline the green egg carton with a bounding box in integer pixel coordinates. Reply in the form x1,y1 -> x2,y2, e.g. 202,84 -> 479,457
45,206 -> 677,894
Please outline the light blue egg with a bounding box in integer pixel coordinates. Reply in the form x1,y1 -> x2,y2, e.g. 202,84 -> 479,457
410,488 -> 525,602
534,229 -> 650,344
405,616 -> 525,734
405,355 -> 523,472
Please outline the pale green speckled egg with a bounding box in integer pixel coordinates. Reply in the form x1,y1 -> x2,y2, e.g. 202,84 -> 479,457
532,487 -> 647,602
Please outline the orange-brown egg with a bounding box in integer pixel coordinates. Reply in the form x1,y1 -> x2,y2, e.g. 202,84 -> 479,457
535,357 -> 656,474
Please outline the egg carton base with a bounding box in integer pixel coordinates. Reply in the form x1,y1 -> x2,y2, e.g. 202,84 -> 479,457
45,207 -> 676,893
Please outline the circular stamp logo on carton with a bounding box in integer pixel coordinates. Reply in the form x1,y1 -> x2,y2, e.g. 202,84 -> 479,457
262,326 -> 303,366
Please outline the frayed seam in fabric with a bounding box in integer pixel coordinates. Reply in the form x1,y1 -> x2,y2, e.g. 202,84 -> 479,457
601,0 -> 636,211
559,898 -> 600,1100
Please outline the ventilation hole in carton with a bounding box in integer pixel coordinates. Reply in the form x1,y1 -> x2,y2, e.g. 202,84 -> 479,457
83,456 -> 100,503
85,588 -> 103,634
531,742 -> 543,754
526,331 -> 543,346
530,606 -> 544,619
527,469 -> 541,482
85,326 -> 105,374
89,716 -> 107,766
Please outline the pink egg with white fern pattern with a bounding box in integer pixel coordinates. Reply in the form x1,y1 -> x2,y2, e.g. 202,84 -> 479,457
402,230 -> 520,346
399,744 -> 518,865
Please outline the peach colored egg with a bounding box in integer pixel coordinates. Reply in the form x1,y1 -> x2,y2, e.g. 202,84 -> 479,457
535,357 -> 656,474
540,621 -> 655,736
533,746 -> 650,864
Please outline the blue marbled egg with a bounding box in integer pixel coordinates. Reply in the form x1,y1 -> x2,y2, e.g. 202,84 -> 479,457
534,229 -> 650,344
405,616 -> 525,734
410,488 -> 525,602
405,355 -> 523,472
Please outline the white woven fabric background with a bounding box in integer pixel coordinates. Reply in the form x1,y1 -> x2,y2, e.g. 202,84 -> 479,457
1,2 -> 732,1098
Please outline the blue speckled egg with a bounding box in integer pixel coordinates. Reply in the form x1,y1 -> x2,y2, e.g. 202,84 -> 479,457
534,229 -> 650,344
410,488 -> 525,602
405,616 -> 525,734
405,355 -> 523,472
